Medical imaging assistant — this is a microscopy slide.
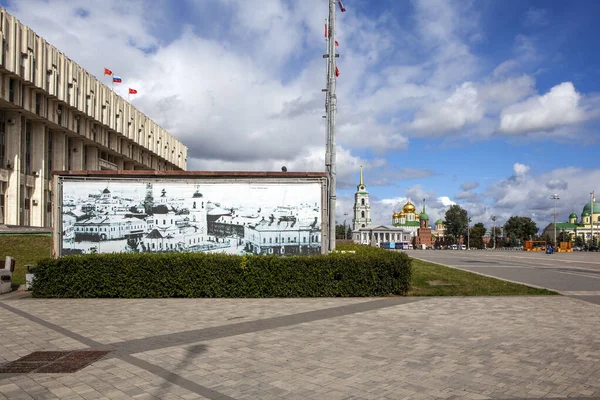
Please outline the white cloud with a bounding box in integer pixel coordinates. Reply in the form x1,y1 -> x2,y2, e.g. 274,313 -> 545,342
513,163 -> 530,177
498,82 -> 587,134
410,82 -> 483,134
438,196 -> 456,207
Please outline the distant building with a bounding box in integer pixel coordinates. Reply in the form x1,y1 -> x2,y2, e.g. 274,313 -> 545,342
414,201 -> 433,249
542,195 -> 600,244
391,199 -> 421,237
353,225 -> 411,248
352,166 -> 371,230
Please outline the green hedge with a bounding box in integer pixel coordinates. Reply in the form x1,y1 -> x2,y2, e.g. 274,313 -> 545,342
31,250 -> 411,298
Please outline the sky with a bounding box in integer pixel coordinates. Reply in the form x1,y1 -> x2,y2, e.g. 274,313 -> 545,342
4,0 -> 600,232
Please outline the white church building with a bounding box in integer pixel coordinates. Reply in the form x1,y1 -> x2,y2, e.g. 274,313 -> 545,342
351,166 -> 411,247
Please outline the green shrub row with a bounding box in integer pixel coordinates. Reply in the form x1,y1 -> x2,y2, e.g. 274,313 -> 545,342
31,249 -> 411,298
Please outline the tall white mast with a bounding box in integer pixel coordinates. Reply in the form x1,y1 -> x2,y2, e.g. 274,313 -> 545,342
325,0 -> 337,252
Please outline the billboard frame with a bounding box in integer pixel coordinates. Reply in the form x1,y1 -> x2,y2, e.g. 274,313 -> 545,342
52,171 -> 329,258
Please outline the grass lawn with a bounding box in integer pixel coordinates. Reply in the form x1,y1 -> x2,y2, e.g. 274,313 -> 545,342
409,258 -> 558,296
0,235 -> 53,285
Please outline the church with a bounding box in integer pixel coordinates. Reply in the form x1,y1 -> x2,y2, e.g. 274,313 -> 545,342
351,167 -> 432,248
542,194 -> 599,245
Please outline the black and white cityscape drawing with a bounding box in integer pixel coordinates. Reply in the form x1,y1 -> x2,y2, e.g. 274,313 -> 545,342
60,180 -> 323,256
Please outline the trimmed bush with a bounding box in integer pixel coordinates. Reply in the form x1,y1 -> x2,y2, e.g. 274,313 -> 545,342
31,249 -> 411,298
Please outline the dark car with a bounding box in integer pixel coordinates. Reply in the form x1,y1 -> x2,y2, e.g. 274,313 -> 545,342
585,245 -> 600,252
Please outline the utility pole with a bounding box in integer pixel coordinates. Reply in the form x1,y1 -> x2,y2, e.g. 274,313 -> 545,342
591,191 -> 595,247
491,216 -> 497,250
550,194 -> 560,248
467,216 -> 471,250
343,212 -> 349,239
324,0 -> 338,253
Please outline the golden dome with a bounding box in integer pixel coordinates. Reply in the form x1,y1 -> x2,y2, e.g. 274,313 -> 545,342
399,212 -> 406,218
402,199 -> 416,214
392,212 -> 400,219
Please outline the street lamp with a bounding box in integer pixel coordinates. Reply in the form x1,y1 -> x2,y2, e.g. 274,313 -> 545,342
550,194 -> 560,248
467,216 -> 472,250
343,212 -> 349,240
491,216 -> 497,250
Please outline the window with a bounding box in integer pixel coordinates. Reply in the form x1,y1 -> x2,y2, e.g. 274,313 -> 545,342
55,73 -> 60,97
31,57 -> 36,85
0,112 -> 5,168
9,78 -> 15,103
361,211 -> 365,218
361,199 -> 365,206
0,182 -> 5,225
36,93 -> 42,115
57,104 -> 62,125
47,131 -> 53,174
24,121 -> 32,175
20,53 -> 26,76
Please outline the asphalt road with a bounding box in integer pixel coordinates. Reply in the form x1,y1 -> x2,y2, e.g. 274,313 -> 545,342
410,249 -> 600,305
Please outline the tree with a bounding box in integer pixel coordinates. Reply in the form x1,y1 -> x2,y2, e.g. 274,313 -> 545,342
469,222 -> 486,249
575,235 -> 585,247
558,230 -> 572,243
335,224 -> 353,240
503,216 -> 538,243
444,205 -> 468,244
335,224 -> 346,240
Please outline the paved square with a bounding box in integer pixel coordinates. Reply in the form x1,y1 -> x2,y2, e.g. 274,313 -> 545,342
1,295 -> 599,399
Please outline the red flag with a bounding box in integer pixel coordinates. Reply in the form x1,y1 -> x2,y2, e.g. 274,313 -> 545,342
104,68 -> 112,75
128,88 -> 137,94
324,23 -> 327,38
337,0 -> 346,12
335,40 -> 339,46
335,66 -> 340,77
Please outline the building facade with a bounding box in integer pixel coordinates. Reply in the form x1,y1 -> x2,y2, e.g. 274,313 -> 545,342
414,203 -> 433,248
352,166 -> 371,230
353,225 -> 412,248
0,8 -> 187,227
542,196 -> 600,245
391,198 -> 421,237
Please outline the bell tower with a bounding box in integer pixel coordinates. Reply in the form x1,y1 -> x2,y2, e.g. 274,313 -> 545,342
353,166 -> 371,230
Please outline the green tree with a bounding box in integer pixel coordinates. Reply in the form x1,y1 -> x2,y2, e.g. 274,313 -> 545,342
469,222 -> 486,249
575,235 -> 585,247
444,205 -> 468,244
335,224 -> 353,240
503,216 -> 538,243
557,230 -> 572,243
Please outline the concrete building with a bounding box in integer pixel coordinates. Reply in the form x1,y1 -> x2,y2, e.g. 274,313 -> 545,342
0,7 -> 187,228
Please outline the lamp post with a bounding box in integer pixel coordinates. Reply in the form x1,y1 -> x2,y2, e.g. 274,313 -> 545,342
343,212 -> 349,240
467,216 -> 472,250
491,216 -> 497,250
550,194 -> 560,248
591,191 -> 595,247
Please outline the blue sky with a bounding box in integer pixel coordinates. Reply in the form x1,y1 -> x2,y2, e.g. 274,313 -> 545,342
4,0 -> 600,230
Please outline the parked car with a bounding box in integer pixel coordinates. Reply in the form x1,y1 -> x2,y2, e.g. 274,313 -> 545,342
586,245 -> 600,252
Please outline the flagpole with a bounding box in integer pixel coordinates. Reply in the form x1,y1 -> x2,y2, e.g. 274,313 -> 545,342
326,0 -> 337,253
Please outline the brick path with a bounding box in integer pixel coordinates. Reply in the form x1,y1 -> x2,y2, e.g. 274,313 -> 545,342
1,296 -> 599,399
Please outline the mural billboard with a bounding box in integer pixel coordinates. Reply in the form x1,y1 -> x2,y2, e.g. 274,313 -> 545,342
55,174 -> 326,257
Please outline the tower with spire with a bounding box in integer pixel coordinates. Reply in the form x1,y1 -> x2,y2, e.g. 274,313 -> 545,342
415,198 -> 433,248
352,166 -> 371,231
